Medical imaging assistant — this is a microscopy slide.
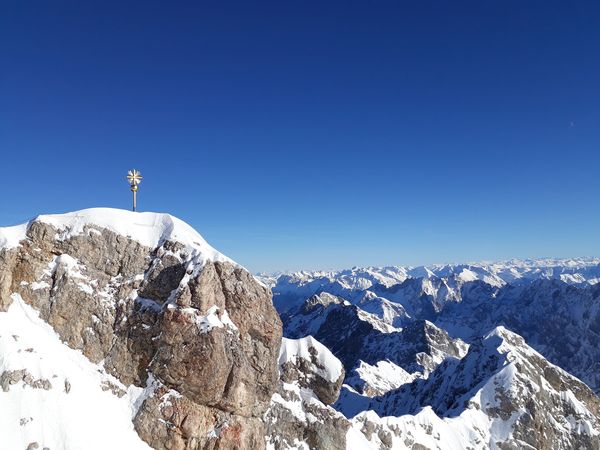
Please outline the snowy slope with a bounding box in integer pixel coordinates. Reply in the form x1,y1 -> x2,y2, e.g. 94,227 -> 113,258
0,294 -> 153,450
0,223 -> 28,250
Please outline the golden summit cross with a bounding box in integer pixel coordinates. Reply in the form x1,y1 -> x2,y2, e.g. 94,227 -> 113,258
126,169 -> 143,211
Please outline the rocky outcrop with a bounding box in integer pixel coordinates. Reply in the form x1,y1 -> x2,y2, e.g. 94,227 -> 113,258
279,336 -> 345,405
134,377 -> 267,450
264,337 -> 350,450
0,209 -> 282,450
0,369 -> 52,392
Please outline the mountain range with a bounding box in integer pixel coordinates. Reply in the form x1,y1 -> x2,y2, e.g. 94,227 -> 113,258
263,258 -> 600,449
1,209 -> 599,449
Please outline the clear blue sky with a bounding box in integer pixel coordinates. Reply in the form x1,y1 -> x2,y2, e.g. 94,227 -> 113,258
1,1 -> 599,272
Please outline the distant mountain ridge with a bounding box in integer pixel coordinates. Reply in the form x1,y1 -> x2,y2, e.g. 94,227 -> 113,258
260,257 -> 600,291
269,257 -> 600,448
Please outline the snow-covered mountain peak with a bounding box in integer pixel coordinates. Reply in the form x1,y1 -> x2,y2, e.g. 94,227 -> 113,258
1,208 -> 233,268
344,322 -> 600,450
0,208 -> 284,449
483,325 -> 523,345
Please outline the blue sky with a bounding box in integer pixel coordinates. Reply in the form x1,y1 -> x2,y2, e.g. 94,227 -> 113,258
1,1 -> 600,272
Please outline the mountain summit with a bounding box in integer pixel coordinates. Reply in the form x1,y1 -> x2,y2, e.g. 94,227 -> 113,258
0,208 -> 282,449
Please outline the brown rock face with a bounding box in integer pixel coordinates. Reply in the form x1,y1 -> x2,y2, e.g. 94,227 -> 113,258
0,217 -> 282,450
134,381 -> 267,450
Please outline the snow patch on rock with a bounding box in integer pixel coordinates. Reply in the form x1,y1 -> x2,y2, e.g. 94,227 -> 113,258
280,336 -> 343,383
168,304 -> 239,334
0,223 -> 28,250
